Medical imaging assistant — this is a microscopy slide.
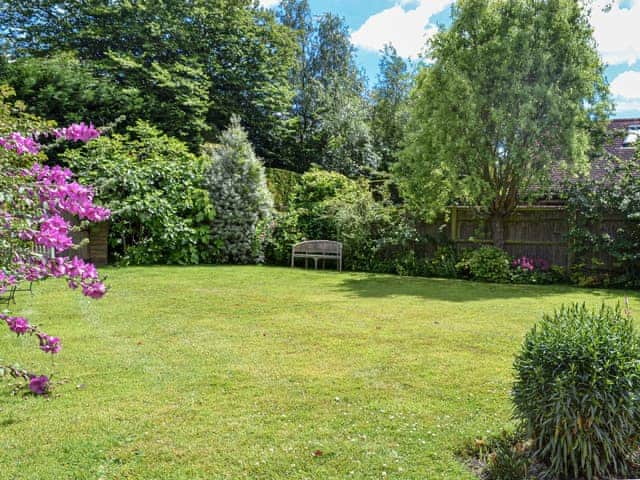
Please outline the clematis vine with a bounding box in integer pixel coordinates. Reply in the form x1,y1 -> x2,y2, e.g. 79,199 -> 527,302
0,122 -> 109,396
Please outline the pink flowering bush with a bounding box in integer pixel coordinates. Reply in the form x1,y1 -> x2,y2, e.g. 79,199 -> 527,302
510,256 -> 563,284
512,256 -> 550,272
0,121 -> 109,396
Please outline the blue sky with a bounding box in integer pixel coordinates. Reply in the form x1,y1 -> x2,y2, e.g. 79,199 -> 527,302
263,0 -> 640,118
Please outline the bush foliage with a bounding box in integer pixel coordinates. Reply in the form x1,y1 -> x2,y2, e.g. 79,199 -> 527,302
206,116 -> 273,264
456,246 -> 511,283
513,303 -> 640,480
565,156 -> 640,287
63,121 -> 214,265
266,167 -> 444,275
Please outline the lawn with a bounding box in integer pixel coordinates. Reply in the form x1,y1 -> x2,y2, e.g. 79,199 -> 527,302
0,266 -> 636,479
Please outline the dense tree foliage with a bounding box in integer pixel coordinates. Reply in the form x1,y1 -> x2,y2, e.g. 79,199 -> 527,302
0,0 -> 395,175
371,45 -> 413,171
0,53 -> 141,129
277,1 -> 377,174
396,0 -> 611,246
0,0 -> 296,157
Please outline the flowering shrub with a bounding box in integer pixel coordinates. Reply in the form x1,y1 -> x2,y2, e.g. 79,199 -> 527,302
509,255 -> 567,284
0,117 -> 108,396
512,256 -> 550,272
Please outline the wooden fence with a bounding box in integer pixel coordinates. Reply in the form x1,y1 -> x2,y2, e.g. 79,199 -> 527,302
444,206 -> 625,268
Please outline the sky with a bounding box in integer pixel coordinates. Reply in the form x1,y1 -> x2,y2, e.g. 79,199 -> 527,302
261,0 -> 640,119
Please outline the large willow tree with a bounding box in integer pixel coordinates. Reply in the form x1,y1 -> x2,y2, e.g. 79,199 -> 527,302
396,0 -> 610,247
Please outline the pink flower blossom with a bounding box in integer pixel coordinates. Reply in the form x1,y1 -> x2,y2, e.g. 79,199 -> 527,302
54,122 -> 100,143
512,256 -> 551,272
34,215 -> 73,252
6,316 -> 31,335
0,132 -> 41,155
38,334 -> 62,354
2,122 -> 107,394
82,281 -> 107,299
28,375 -> 50,395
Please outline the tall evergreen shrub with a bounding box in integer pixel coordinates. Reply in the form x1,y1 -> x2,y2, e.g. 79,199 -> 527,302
206,116 -> 273,264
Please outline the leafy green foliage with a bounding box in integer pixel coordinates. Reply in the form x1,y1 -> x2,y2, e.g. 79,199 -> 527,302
277,2 -> 376,174
371,44 -> 412,171
62,122 -> 213,265
513,303 -> 640,480
484,431 -> 532,480
206,116 -> 273,264
289,167 -> 362,241
315,78 -> 379,176
325,185 -> 417,273
423,245 -> 459,279
462,428 -> 533,480
456,246 -> 511,283
396,0 -> 610,246
1,0 -> 296,159
510,264 -> 567,285
265,167 -> 302,211
1,53 -> 143,132
565,156 -> 640,287
266,167 -> 442,275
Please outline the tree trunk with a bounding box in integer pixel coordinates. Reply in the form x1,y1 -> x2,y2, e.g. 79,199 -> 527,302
490,214 -> 506,249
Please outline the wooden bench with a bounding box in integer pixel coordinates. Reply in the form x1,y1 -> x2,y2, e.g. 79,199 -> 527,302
291,240 -> 342,272
15,244 -> 56,295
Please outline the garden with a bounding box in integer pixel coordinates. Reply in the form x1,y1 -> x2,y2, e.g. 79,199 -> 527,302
3,0 -> 640,479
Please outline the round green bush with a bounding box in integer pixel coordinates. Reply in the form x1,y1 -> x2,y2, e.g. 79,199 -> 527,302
513,303 -> 640,480
458,246 -> 511,283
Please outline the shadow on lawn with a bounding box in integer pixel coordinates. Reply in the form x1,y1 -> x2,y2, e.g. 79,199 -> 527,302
336,274 -> 627,303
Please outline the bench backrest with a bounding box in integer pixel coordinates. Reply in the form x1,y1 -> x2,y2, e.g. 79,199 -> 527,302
33,244 -> 55,259
292,240 -> 342,255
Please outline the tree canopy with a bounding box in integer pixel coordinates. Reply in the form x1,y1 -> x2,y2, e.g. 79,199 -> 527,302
395,0 -> 611,246
371,44 -> 413,171
0,0 -> 296,158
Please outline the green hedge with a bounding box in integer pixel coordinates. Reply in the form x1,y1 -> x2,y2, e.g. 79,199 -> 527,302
266,168 -> 302,211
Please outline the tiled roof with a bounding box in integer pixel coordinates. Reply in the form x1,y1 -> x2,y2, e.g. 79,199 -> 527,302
546,119 -> 638,192
604,118 -> 640,162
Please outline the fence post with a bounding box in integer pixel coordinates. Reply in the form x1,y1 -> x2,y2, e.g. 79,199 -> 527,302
451,205 -> 458,242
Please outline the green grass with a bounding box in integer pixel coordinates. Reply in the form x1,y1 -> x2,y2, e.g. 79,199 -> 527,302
0,266 -> 637,479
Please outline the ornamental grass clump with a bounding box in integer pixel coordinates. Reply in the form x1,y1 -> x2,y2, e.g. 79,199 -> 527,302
513,303 -> 640,480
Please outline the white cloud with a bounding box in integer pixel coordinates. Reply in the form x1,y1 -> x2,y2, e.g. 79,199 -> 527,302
351,0 -> 454,58
260,0 -> 280,8
591,0 -> 640,65
611,70 -> 640,98
351,0 -> 640,65
610,70 -> 640,112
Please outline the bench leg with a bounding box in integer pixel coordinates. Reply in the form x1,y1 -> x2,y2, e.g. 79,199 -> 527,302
305,258 -> 308,269
314,258 -> 318,269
